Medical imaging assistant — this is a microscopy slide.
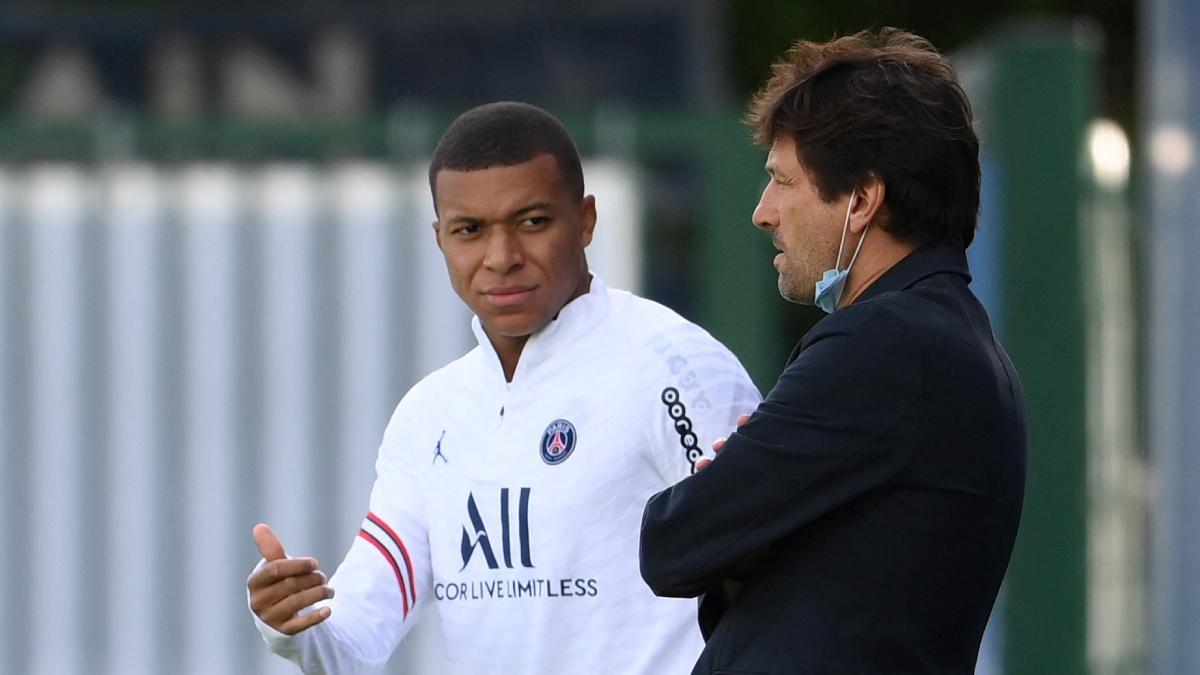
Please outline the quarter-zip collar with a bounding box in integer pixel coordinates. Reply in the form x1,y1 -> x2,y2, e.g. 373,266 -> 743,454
470,274 -> 611,385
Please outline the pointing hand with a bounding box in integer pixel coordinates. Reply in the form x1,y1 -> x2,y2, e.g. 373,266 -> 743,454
247,523 -> 334,635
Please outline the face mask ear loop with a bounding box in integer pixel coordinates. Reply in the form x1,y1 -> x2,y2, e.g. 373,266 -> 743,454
833,191 -> 857,272
845,199 -> 869,272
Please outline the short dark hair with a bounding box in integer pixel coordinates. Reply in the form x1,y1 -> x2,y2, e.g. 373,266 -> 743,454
747,28 -> 980,249
428,101 -> 585,209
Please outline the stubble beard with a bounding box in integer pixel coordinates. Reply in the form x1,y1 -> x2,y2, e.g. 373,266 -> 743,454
777,267 -> 814,305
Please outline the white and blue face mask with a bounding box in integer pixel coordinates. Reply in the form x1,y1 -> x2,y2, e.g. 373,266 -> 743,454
813,192 -> 868,314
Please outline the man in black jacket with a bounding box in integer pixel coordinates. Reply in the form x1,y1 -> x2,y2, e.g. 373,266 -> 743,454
640,28 -> 1027,674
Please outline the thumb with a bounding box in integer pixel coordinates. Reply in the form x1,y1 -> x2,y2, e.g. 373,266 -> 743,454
253,523 -> 287,561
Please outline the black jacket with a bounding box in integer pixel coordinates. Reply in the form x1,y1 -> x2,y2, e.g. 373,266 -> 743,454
640,245 -> 1027,674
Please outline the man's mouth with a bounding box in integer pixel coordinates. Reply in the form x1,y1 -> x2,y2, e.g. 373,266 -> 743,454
484,286 -> 537,306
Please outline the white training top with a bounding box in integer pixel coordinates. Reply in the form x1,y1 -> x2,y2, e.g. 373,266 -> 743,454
252,276 -> 762,674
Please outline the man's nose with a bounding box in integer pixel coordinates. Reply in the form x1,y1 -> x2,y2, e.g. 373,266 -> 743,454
752,184 -> 777,231
483,225 -> 524,272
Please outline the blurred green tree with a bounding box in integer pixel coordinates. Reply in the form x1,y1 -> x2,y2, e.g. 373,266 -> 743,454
724,0 -> 1135,128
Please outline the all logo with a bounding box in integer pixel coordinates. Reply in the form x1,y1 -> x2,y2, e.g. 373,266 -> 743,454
539,419 -> 577,465
460,488 -> 534,571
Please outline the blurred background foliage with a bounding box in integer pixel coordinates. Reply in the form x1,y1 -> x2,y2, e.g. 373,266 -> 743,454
726,0 -> 1135,126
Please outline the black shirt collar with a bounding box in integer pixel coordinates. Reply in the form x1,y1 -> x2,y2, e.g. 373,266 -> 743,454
787,244 -> 973,366
851,244 -> 971,305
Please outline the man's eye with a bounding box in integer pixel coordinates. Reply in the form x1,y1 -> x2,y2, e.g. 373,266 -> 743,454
521,216 -> 550,228
455,223 -> 481,235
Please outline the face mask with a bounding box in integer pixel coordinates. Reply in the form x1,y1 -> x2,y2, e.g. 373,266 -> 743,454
813,192 -> 868,314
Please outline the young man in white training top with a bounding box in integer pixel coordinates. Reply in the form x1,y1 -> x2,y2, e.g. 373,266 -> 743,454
246,101 -> 762,674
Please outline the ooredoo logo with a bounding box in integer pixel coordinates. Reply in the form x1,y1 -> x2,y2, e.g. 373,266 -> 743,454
661,387 -> 703,472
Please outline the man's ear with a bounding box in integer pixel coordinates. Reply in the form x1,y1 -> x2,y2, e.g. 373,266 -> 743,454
579,195 -> 597,247
432,220 -> 443,251
849,174 -> 887,235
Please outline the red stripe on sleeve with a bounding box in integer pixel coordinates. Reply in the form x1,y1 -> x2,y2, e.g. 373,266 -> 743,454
357,529 -> 410,617
367,511 -> 418,604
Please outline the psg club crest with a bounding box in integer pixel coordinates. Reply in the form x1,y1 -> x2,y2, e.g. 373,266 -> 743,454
539,419 -> 577,465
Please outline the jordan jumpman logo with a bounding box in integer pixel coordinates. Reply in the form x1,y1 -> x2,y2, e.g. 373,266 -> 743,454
433,430 -> 448,464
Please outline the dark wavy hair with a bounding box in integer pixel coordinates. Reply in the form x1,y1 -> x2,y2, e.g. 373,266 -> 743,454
747,28 -> 980,249
429,101 -> 584,212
